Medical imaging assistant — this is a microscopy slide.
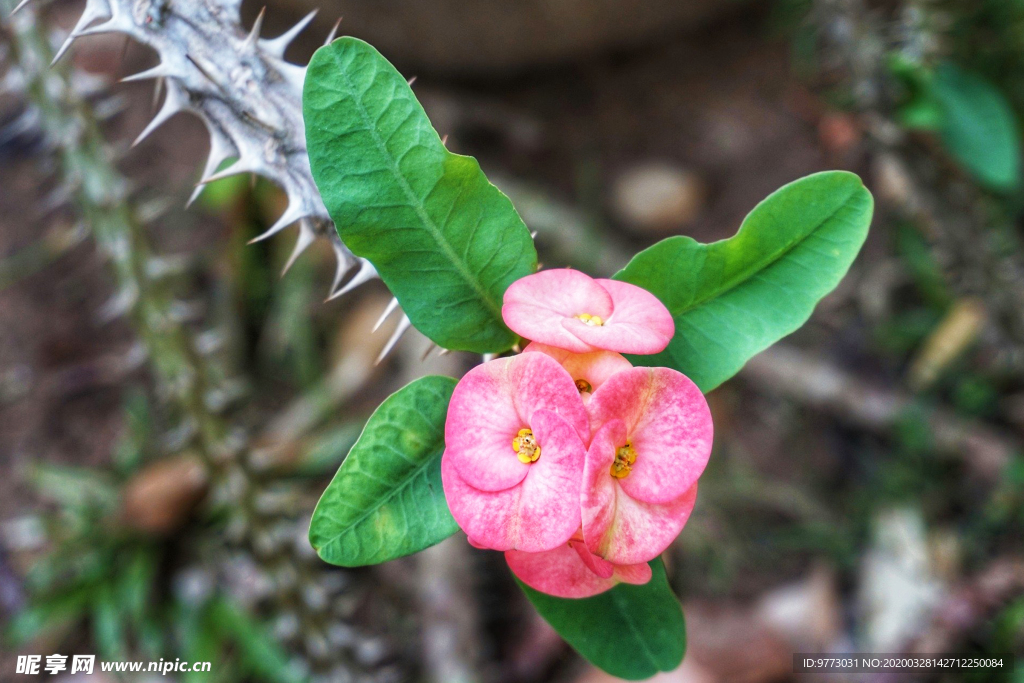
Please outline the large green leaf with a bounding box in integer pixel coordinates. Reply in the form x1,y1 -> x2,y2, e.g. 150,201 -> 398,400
304,38 -> 537,353
517,559 -> 686,680
616,171 -> 872,392
309,375 -> 458,566
931,63 -> 1021,191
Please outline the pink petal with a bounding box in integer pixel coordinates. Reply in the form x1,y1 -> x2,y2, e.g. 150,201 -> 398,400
561,282 -> 671,358
466,535 -> 490,550
614,560 -> 654,585
582,420 -> 700,565
502,269 -> 613,353
442,456 -> 520,551
445,353 -> 587,492
587,366 -> 712,504
599,279 -> 675,349
505,538 -> 652,598
508,351 -> 590,441
518,409 -> 587,548
561,279 -> 674,355
442,410 -> 584,553
570,536 -> 614,579
523,342 -> 633,404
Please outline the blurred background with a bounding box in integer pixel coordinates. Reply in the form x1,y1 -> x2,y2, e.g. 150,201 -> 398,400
2,0 -> 1024,681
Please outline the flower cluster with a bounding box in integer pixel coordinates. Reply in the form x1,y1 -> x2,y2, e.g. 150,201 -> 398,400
442,269 -> 713,598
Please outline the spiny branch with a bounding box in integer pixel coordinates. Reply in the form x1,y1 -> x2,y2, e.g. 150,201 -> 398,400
1,3 -> 390,676
36,0 -> 412,350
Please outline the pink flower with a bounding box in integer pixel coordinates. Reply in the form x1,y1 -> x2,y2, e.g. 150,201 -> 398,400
505,530 -> 652,598
581,367 -> 713,565
502,269 -> 674,355
522,342 -> 633,402
441,352 -> 589,553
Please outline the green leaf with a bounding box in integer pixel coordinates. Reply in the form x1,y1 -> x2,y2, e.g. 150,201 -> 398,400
121,550 -> 157,628
616,171 -> 872,392
28,463 -> 119,513
310,375 -> 459,566
930,63 -> 1021,191
6,589 -> 91,645
206,598 -> 303,683
304,38 -> 537,353
517,559 -> 686,680
93,584 -> 127,660
177,601 -> 220,683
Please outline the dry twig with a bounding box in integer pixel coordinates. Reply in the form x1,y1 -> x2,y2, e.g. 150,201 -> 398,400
741,346 -> 1016,480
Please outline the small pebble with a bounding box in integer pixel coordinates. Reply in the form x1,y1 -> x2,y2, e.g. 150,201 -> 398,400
611,162 -> 704,233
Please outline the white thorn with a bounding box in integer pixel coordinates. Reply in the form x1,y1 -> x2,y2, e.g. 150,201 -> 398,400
375,316 -> 411,365
249,203 -> 304,244
76,16 -> 128,39
324,17 -> 342,46
329,238 -> 355,293
260,10 -> 317,58
530,230 -> 538,238
482,353 -> 498,362
198,156 -> 255,185
243,7 -> 266,50
10,0 -> 34,16
151,76 -> 164,113
372,297 -> 401,333
187,128 -> 236,207
186,185 -> 212,211
282,220 -> 316,275
407,75 -> 417,86
326,259 -> 376,300
51,0 -> 110,64
50,34 -> 78,66
131,88 -> 184,147
121,63 -> 172,83
420,342 -> 438,361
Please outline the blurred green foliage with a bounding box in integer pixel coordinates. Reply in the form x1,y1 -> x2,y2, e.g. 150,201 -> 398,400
7,396 -> 303,682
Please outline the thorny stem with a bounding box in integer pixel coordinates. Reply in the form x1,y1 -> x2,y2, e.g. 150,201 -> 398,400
2,5 -> 389,679
4,2 -> 228,468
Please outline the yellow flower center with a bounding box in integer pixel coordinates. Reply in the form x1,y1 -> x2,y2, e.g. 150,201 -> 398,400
512,428 -> 540,464
574,378 -> 593,393
575,313 -> 604,326
610,443 -> 637,478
